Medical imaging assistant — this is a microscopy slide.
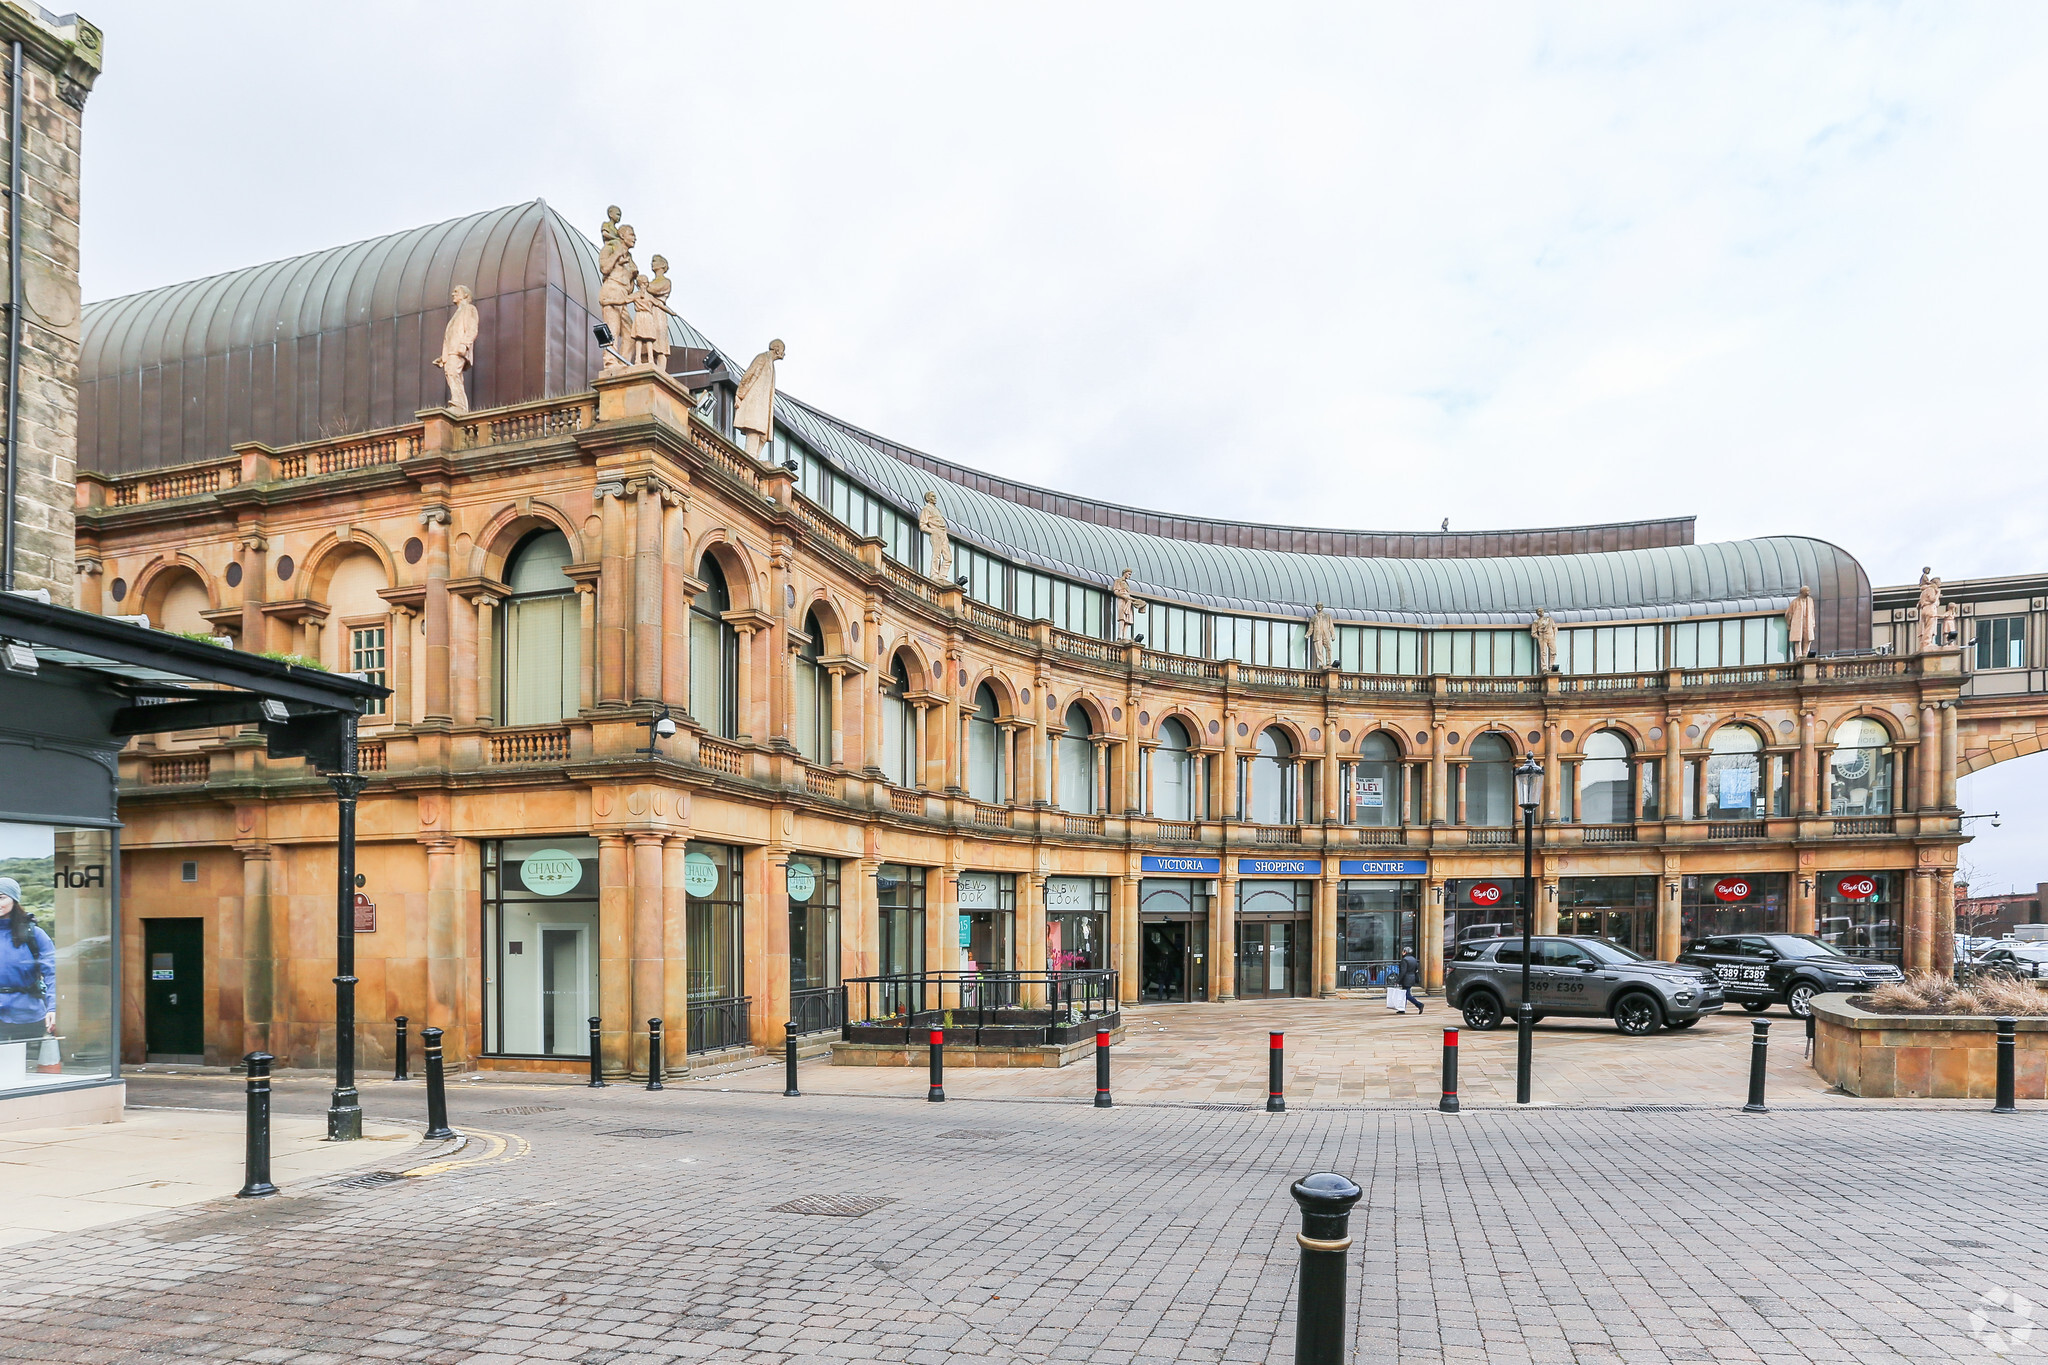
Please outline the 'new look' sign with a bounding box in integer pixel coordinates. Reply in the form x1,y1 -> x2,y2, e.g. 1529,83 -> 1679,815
1237,858 -> 1322,876
1338,859 -> 1429,877
1141,855 -> 1221,875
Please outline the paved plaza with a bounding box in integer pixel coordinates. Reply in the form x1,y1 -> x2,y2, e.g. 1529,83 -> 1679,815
0,998 -> 2041,1363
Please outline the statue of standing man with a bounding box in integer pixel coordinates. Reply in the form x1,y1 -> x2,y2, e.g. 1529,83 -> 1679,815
734,339 -> 786,460
1530,607 -> 1559,672
1308,603 -> 1336,670
920,492 -> 952,582
1785,585 -> 1818,658
431,285 -> 479,412
1112,569 -> 1147,640
598,222 -> 639,370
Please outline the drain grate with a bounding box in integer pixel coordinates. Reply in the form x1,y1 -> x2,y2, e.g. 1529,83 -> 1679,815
769,1194 -> 898,1218
938,1129 -> 1012,1140
486,1105 -> 564,1116
596,1128 -> 692,1139
1616,1105 -> 1697,1113
339,1171 -> 407,1188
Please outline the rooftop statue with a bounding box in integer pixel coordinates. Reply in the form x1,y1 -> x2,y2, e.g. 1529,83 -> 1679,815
1786,585 -> 1818,658
734,339 -> 786,460
430,285 -> 479,413
601,204 -> 622,250
597,223 -> 639,371
630,255 -> 673,369
1530,607 -> 1559,672
1916,568 -> 1943,651
920,491 -> 952,582
1309,602 -> 1336,669
1113,569 -> 1147,640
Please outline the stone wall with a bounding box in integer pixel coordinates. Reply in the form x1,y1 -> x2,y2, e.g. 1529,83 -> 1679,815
0,5 -> 99,604
1811,994 -> 2048,1098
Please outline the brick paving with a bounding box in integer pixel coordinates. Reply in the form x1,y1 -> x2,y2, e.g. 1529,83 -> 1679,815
0,1040 -> 2041,1364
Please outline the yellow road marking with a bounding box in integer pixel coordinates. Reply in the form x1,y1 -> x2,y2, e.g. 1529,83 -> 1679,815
399,1127 -> 530,1179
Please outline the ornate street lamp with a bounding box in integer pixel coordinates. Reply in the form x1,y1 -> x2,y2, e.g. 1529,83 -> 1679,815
1514,754 -> 1543,1105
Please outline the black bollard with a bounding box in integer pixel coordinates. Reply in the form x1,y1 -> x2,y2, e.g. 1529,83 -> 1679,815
1996,1016 -> 2017,1114
928,1027 -> 946,1102
1742,1018 -> 1770,1113
1267,1030 -> 1286,1113
237,1051 -> 278,1198
1804,1010 -> 1815,1059
784,1021 -> 801,1098
646,1018 -> 665,1092
422,1027 -> 457,1141
1516,1002 -> 1534,1105
1439,1026 -> 1460,1114
1095,1028 -> 1112,1108
393,1016 -> 410,1082
1290,1172 -> 1363,1365
587,1016 -> 606,1088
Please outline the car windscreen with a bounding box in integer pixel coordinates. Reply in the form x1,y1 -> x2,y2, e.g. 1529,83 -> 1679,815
1577,940 -> 1645,965
1765,936 -> 1843,960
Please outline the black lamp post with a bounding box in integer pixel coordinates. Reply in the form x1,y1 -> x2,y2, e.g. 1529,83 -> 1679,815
327,713 -> 366,1141
1513,753 -> 1543,1105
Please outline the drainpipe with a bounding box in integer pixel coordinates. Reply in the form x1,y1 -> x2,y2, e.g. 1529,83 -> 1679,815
3,40 -> 23,593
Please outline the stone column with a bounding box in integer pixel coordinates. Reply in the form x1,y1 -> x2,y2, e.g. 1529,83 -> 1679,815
785,633 -> 804,751
1906,870 -> 1931,975
473,595 -> 498,726
1797,709 -> 1818,816
1791,872 -> 1816,936
1222,716 -> 1240,820
1315,871 -> 1338,998
1933,869 -> 1957,980
575,584 -> 597,714
732,625 -> 756,743
1046,725 -> 1063,807
760,844 -> 792,1049
1917,703 -> 1940,811
1657,878 -> 1681,962
597,833 -> 632,1077
1422,879 -> 1446,991
1430,721 -> 1448,825
941,650 -> 962,793
1662,711 -> 1683,824
1941,702 -> 1959,809
424,837 -> 465,1062
1214,867 -> 1238,1001
598,483 -> 628,707
631,833 -> 665,1078
1095,739 -> 1113,815
1029,677 -> 1049,804
1020,873 -> 1048,985
303,616 -> 324,667
421,512 -> 451,723
849,857 -> 879,985
925,866 -> 953,993
662,837 -> 690,1051
1537,874 -> 1559,935
1542,721 -> 1560,823
239,535 -> 268,650
827,667 -> 848,767
920,700 -> 945,791
864,669 -> 885,773
451,588 -> 477,726
1114,875 -> 1138,1003
1005,723 -> 1022,803
388,605 -> 415,727
634,483 -> 664,705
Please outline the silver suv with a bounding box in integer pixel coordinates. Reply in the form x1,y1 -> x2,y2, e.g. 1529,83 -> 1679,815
1447,936 -> 1725,1036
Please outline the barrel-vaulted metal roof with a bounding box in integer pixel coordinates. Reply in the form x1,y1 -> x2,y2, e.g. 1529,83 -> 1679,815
78,201 -> 1872,648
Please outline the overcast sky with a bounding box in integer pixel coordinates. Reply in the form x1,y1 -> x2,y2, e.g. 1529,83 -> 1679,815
74,2 -> 2048,895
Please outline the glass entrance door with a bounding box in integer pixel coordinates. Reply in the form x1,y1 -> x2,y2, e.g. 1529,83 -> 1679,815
1142,920 -> 1188,1001
1237,919 -> 1307,998
538,925 -> 589,1056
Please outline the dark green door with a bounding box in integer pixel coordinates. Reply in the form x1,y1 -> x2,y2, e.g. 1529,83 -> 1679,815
144,919 -> 204,1059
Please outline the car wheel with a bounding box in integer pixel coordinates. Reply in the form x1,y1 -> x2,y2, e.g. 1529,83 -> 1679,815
1613,993 -> 1664,1036
1786,982 -> 1819,1018
1741,1001 -> 1772,1014
1461,993 -> 1504,1031
1668,1018 -> 1699,1029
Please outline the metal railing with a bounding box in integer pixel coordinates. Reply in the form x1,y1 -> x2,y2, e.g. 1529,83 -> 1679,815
842,970 -> 1119,1045
790,986 -> 845,1036
686,995 -> 751,1054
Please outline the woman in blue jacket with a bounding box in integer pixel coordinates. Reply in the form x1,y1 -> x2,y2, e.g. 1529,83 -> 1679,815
0,877 -> 54,1041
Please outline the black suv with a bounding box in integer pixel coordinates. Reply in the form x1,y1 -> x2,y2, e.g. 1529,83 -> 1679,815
1676,933 -> 1903,1018
1446,936 -> 1725,1035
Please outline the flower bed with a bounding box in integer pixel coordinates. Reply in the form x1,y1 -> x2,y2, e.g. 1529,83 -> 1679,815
1812,993 -> 2048,1098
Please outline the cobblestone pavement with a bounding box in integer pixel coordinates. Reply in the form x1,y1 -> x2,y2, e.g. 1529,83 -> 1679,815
0,1061 -> 2041,1364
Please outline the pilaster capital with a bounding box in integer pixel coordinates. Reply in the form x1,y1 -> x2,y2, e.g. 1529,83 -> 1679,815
594,479 -> 629,502
418,506 -> 451,529
238,534 -> 268,553
74,557 -> 101,577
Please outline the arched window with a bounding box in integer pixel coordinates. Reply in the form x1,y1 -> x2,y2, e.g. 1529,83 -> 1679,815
1153,719 -> 1195,821
146,568 -> 211,637
792,611 -> 832,765
1351,732 -> 1403,828
1577,731 -> 1633,824
1705,724 -> 1764,819
967,684 -> 1005,804
880,659 -> 917,788
1248,728 -> 1295,825
502,531 -> 579,725
690,555 -> 739,739
1058,705 -> 1096,813
1464,734 -> 1515,827
1829,718 -> 1894,816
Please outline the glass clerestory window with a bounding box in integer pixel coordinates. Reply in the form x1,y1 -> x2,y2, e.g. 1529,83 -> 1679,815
1976,615 -> 2026,671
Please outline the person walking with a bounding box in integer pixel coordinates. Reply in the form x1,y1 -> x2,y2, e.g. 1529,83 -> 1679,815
1396,949 -> 1424,1014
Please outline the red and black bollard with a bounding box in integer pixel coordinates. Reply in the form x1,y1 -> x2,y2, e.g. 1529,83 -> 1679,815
1267,1031 -> 1286,1113
1439,1027 -> 1459,1114
1095,1029 -> 1112,1108
927,1027 -> 946,1102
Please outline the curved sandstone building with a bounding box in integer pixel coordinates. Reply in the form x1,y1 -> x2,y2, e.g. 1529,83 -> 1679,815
73,201 -> 1958,1075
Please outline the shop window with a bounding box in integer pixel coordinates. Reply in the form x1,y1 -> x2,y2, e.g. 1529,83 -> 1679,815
1827,718 -> 1895,817
501,531 -> 580,725
1346,731 -> 1403,827
1678,872 -> 1788,944
1576,731 -> 1633,824
880,660 -> 917,788
1058,705 -> 1096,812
1975,615 -> 2026,671
1047,875 -> 1110,971
1152,719 -> 1196,821
1337,880 -> 1420,986
0,824 -> 114,1092
1815,871 -> 1898,962
1556,876 -> 1658,958
685,841 -> 745,1005
787,855 -> 841,1032
956,870 -> 1016,974
792,613 -> 832,766
483,837 -> 600,1057
1444,878 -> 1524,950
1704,725 -> 1764,819
1462,734 -> 1515,827
1245,728 -> 1296,825
966,685 -> 1004,804
876,863 -> 927,987
690,556 -> 739,739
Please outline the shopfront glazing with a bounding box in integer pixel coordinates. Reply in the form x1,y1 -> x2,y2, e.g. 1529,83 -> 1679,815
0,822 -> 115,1093
1816,871 -> 1898,963
1337,879 -> 1419,987
483,837 -> 599,1058
1046,875 -> 1109,972
787,854 -> 841,1033
1679,873 -> 1789,945
1237,879 -> 1312,998
956,871 -> 1015,974
1445,877 -> 1526,948
1138,878 -> 1211,1002
1557,876 -> 1659,957
685,842 -> 747,1053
